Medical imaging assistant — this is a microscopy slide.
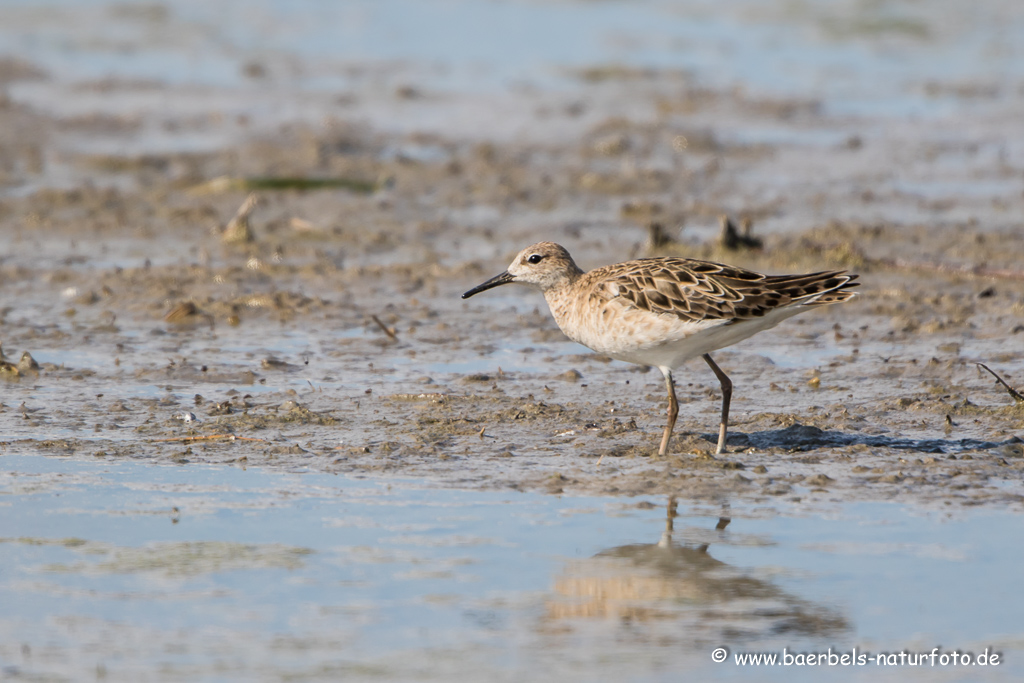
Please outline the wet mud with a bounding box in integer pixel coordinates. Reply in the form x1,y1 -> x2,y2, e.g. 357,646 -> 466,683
2,58 -> 1023,514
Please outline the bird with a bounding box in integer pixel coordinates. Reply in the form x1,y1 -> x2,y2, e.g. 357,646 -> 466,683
462,242 -> 859,456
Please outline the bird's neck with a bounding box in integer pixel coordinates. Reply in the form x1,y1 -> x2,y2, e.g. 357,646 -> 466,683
542,268 -> 585,335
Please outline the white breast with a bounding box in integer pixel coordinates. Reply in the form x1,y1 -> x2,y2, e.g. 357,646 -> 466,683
545,289 -> 808,370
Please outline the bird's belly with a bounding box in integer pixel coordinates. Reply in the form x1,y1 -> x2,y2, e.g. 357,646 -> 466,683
562,305 -> 801,370
555,305 -> 713,366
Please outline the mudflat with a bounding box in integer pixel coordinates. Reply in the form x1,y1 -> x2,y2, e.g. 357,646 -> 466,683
2,55 -> 1021,511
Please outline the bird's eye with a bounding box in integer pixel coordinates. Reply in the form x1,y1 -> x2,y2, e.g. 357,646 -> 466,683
527,254 -> 544,264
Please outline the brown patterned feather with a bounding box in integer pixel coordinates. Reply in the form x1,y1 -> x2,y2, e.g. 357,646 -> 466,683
587,258 -> 859,323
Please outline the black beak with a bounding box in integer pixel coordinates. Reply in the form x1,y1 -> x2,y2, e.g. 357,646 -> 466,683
462,271 -> 514,299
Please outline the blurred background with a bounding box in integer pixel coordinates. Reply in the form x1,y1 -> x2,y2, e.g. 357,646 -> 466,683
3,0 -> 1024,189
2,2 -> 1024,682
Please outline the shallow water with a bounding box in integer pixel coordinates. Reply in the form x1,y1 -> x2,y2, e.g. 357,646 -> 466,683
4,0 -> 1024,151
6,0 -> 1024,100
1,453 -> 1020,681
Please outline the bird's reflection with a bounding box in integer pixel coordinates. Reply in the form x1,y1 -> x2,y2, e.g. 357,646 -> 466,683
545,497 -> 848,640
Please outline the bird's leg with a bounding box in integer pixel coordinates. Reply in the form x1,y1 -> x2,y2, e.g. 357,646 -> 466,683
666,495 -> 678,533
658,368 -> 679,457
659,495 -> 678,548
702,353 -> 732,455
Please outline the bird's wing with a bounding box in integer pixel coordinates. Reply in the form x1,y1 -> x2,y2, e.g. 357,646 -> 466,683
594,258 -> 858,323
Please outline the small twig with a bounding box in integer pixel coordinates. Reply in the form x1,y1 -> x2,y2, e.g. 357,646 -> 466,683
876,258 -> 1024,282
221,192 -> 259,244
476,426 -> 497,440
153,434 -> 269,443
370,314 -> 398,341
976,363 -> 1024,403
719,214 -> 762,251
